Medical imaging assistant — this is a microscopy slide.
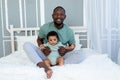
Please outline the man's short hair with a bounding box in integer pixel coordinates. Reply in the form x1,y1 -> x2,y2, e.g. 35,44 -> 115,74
53,6 -> 66,14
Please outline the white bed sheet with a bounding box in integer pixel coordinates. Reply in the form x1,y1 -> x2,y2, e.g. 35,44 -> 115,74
0,48 -> 120,80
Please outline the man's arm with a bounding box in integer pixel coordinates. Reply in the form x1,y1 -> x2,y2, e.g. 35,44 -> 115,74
37,36 -> 44,47
58,44 -> 75,56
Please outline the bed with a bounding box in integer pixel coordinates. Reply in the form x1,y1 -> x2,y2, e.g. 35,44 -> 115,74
0,26 -> 120,80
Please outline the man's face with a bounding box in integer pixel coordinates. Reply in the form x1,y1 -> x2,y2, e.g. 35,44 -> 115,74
52,8 -> 66,26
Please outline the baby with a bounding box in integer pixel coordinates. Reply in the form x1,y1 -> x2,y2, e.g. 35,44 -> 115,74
41,31 -> 65,67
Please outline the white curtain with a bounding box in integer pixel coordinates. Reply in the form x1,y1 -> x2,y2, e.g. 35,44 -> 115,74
84,0 -> 120,64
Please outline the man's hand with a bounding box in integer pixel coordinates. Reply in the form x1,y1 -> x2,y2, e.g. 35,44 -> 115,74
58,46 -> 66,56
42,46 -> 51,56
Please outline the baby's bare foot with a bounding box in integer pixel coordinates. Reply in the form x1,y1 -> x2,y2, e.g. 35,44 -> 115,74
46,69 -> 53,78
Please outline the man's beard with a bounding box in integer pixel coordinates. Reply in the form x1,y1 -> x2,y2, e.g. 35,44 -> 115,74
54,21 -> 63,26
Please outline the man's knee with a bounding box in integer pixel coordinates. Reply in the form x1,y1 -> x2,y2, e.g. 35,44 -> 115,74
64,50 -> 86,64
23,42 -> 32,48
23,42 -> 34,51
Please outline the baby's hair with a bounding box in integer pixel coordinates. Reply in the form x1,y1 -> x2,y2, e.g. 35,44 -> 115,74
47,31 -> 59,40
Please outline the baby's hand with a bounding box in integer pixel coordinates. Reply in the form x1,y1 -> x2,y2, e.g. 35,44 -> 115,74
65,46 -> 69,49
65,45 -> 74,50
70,45 -> 75,49
39,44 -> 45,50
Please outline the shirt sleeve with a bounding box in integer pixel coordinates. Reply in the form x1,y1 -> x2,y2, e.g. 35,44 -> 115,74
68,29 -> 76,45
38,26 -> 46,38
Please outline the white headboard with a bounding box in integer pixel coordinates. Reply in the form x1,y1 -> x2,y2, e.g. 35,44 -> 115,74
10,25 -> 89,53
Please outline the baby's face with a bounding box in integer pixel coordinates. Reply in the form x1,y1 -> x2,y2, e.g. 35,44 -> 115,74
48,36 -> 58,45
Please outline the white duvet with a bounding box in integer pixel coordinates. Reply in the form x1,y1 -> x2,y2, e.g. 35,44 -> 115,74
0,49 -> 120,80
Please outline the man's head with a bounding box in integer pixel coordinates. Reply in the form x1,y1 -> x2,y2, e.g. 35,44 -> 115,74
52,6 -> 66,27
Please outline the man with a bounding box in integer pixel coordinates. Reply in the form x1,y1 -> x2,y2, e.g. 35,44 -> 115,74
24,6 -> 84,78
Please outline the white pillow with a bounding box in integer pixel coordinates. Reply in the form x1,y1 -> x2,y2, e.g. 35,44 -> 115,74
16,36 -> 38,51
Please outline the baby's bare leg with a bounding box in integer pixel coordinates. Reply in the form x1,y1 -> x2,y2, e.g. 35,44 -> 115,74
57,57 -> 64,66
44,59 -> 51,67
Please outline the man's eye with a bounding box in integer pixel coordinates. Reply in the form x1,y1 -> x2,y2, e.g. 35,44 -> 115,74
54,14 -> 64,16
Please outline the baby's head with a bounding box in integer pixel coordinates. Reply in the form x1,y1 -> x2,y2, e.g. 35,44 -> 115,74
47,31 -> 59,45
